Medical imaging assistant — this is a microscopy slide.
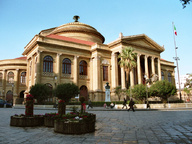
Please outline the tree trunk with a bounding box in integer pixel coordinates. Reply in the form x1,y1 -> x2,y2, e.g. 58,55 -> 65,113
58,103 -> 66,115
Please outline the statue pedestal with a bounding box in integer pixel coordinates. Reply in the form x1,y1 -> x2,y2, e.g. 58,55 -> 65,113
105,82 -> 111,102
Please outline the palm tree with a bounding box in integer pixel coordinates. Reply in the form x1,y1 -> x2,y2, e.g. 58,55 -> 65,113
118,47 -> 137,89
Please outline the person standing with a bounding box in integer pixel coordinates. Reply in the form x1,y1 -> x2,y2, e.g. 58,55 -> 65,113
87,98 -> 93,109
122,98 -> 128,109
128,99 -> 135,112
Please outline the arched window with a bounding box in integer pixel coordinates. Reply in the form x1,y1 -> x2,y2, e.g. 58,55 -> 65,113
43,56 -> 53,72
21,72 -> 26,84
161,71 -> 164,80
103,66 -> 108,81
62,58 -> 71,74
168,72 -> 172,82
8,72 -> 14,83
79,60 -> 87,75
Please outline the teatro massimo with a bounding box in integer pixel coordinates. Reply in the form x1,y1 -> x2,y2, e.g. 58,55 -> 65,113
0,16 -> 175,104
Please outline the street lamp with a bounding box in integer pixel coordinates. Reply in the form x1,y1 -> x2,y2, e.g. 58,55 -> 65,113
144,75 -> 149,109
2,89 -> 4,99
54,76 -> 57,87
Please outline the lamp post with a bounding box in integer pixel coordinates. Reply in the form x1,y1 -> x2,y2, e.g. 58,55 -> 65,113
144,75 -> 149,109
11,83 -> 14,105
54,76 -> 57,87
54,76 -> 57,108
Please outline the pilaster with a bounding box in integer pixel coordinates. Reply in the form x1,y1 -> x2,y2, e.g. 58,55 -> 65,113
73,55 -> 79,85
151,56 -> 155,75
137,54 -> 141,84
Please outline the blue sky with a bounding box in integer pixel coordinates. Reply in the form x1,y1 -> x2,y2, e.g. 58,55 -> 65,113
0,0 -> 192,78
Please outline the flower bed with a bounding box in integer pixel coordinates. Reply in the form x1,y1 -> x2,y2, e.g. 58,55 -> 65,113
10,115 -> 44,127
54,112 -> 96,134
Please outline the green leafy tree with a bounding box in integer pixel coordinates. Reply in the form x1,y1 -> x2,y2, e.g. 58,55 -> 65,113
183,87 -> 190,96
55,83 -> 79,115
149,80 -> 177,102
184,73 -> 192,88
29,83 -> 51,104
180,0 -> 191,8
115,86 -> 126,101
118,47 -> 137,88
131,84 -> 146,102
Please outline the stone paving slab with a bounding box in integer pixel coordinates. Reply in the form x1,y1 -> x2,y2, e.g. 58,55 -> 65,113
0,108 -> 192,144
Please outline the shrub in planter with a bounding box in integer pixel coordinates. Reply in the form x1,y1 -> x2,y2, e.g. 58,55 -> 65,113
10,94 -> 44,127
10,114 -> 44,127
55,83 -> 79,115
54,112 -> 96,134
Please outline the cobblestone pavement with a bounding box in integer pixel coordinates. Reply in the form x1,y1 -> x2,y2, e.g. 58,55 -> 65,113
0,108 -> 192,144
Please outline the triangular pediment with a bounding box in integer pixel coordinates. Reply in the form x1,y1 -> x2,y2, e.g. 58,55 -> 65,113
122,34 -> 164,52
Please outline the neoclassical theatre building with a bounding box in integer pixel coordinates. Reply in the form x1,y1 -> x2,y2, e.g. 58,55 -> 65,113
0,16 -> 175,104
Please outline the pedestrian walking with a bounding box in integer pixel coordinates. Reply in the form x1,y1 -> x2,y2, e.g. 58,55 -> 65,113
87,98 -> 93,109
128,99 -> 135,112
103,103 -> 107,108
122,98 -> 128,109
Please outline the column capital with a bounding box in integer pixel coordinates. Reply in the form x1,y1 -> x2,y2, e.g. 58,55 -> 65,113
74,55 -> 79,59
94,56 -> 101,60
145,55 -> 149,59
57,53 -> 62,57
37,50 -> 43,53
112,53 -> 117,56
137,53 -> 141,58
16,69 -> 19,71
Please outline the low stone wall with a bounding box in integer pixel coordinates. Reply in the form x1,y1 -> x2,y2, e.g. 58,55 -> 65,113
117,103 -> 192,109
14,103 -> 192,109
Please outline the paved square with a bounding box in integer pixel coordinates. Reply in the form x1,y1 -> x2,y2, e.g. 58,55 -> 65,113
0,108 -> 192,144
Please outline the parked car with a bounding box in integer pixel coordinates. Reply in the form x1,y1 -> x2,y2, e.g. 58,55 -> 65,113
0,99 -> 12,108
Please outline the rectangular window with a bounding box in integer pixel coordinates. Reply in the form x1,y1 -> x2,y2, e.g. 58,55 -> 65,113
103,66 -> 108,81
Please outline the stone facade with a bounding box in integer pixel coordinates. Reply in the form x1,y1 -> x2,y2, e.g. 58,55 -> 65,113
0,17 -> 176,103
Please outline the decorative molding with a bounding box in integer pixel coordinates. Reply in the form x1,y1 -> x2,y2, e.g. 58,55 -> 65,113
145,55 -> 149,59
61,73 -> 71,78
79,75 -> 88,79
102,59 -> 110,65
42,72 -> 54,77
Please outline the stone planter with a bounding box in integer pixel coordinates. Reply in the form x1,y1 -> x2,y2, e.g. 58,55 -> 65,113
54,120 -> 95,134
44,117 -> 54,127
10,116 -> 44,127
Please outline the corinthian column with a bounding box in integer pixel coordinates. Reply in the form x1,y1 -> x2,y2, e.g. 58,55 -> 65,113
56,53 -> 62,84
158,58 -> 162,80
111,53 -> 118,89
14,69 -> 19,96
130,68 -> 134,87
145,55 -> 149,79
151,56 -> 155,75
92,56 -> 101,91
121,67 -> 126,89
137,54 -> 141,84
